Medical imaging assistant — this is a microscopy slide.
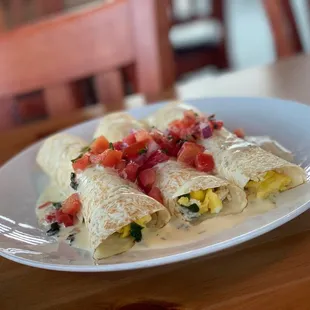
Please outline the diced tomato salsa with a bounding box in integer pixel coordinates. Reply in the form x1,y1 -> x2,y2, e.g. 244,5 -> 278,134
138,168 -> 156,193
90,136 -> 109,154
123,133 -> 136,145
121,162 -> 139,182
72,154 -> 90,172
195,152 -> 215,173
61,193 -> 81,216
44,193 -> 82,229
148,186 -> 164,204
122,140 -> 149,159
56,210 -> 74,227
234,128 -> 245,138
92,149 -> 122,168
135,129 -> 152,142
68,111 -> 219,207
177,142 -> 205,167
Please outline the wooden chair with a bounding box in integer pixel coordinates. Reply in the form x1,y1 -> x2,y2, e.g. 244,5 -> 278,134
5,0 -> 65,28
166,0 -> 229,78
0,0 -> 174,130
262,0 -> 303,59
0,0 -> 66,122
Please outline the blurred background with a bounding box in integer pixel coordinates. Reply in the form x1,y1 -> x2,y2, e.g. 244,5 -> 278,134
2,0 -> 310,72
0,0 -> 309,134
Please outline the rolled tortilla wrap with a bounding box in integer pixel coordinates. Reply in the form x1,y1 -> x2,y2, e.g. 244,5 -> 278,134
201,128 -> 306,197
78,166 -> 170,259
94,113 -> 247,221
37,133 -> 170,259
144,101 -> 202,131
36,133 -> 87,196
154,160 -> 247,222
146,102 -> 306,198
94,111 -> 147,141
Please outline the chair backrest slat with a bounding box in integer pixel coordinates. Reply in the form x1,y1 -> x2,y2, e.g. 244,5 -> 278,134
0,1 -> 133,98
0,0 -> 175,131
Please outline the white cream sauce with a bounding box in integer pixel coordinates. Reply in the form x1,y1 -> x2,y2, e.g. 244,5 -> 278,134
36,184 -> 275,254
245,135 -> 294,162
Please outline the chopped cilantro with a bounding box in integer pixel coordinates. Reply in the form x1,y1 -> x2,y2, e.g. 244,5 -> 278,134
70,172 -> 76,182
80,146 -> 90,154
66,233 -> 75,245
46,222 -> 60,236
71,153 -> 83,163
138,148 -> 147,155
70,172 -> 78,190
70,181 -> 78,190
52,202 -> 62,210
208,114 -> 215,121
188,203 -> 200,213
130,223 -> 143,242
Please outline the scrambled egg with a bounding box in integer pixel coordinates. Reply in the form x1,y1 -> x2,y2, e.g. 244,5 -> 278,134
245,171 -> 291,199
118,214 -> 152,238
178,189 -> 223,215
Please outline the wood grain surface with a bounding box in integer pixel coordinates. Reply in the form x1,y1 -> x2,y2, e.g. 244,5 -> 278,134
2,54 -> 310,310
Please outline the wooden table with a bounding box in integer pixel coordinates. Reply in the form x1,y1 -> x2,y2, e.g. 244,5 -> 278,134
2,54 -> 310,310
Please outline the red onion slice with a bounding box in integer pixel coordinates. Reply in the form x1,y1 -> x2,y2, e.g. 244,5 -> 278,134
200,123 -> 213,139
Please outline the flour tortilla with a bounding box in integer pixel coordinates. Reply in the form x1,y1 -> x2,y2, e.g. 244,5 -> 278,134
37,133 -> 170,259
245,135 -> 294,162
154,160 -> 247,221
201,128 -> 306,189
78,166 -> 170,259
36,133 -> 87,196
94,111 -> 148,141
144,101 -> 202,131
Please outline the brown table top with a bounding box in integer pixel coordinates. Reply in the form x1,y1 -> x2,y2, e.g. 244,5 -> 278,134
2,54 -> 310,310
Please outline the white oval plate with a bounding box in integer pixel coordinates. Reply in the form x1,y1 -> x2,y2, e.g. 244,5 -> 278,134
1,97 -> 310,272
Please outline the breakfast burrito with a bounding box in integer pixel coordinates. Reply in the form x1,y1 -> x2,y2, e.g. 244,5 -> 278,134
201,128 -> 306,199
78,166 -> 170,259
145,102 -> 306,199
37,133 -> 170,259
37,133 -> 87,195
154,160 -> 247,221
94,111 -> 148,141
